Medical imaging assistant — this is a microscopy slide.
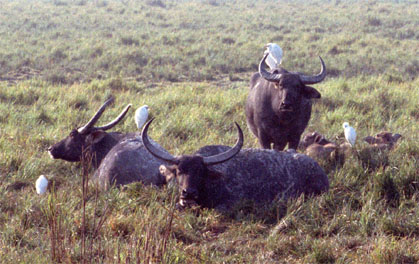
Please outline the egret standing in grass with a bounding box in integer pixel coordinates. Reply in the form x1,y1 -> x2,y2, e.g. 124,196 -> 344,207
35,175 -> 48,195
264,43 -> 283,70
135,105 -> 149,130
343,122 -> 356,147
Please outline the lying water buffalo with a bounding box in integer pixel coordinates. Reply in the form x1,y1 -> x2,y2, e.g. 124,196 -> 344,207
246,53 -> 326,150
48,98 -> 134,168
92,136 -> 169,189
363,132 -> 402,151
364,132 -> 402,146
300,132 -> 347,166
142,119 -> 329,210
299,131 -> 333,150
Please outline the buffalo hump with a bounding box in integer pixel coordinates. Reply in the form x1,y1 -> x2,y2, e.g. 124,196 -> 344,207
92,137 -> 168,189
195,146 -> 329,210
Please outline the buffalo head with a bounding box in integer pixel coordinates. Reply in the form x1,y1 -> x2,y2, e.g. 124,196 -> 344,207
48,98 -> 131,167
300,131 -> 333,150
141,119 -> 243,208
259,53 -> 325,120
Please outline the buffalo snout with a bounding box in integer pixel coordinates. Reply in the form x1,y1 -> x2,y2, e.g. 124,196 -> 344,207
48,144 -> 59,159
48,145 -> 55,159
280,101 -> 294,111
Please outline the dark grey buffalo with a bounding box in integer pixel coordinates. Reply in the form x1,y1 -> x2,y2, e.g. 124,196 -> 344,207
92,136 -> 169,189
48,98 -> 134,168
142,119 -> 329,210
246,53 -> 327,150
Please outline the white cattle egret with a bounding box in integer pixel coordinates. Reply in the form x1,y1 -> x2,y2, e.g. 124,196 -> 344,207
343,122 -> 356,147
264,43 -> 283,70
135,105 -> 149,129
36,175 -> 48,195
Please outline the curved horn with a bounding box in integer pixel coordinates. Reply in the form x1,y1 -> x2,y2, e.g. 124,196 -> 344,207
95,104 -> 132,131
203,122 -> 243,165
141,118 -> 177,164
78,97 -> 114,134
299,56 -> 326,85
259,53 -> 283,82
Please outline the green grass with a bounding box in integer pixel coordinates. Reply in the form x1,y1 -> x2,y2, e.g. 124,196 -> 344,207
1,0 -> 418,263
1,76 -> 418,263
0,0 -> 418,84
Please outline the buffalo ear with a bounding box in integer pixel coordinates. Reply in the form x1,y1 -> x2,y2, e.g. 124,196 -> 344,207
207,168 -> 223,180
159,165 -> 176,183
86,130 -> 106,145
303,86 -> 321,99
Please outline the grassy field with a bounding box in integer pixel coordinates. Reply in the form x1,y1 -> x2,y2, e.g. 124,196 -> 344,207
1,0 -> 418,263
0,0 -> 418,84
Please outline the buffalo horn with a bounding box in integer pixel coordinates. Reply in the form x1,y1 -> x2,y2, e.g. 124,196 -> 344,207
78,97 -> 115,134
259,53 -> 283,82
141,119 -> 178,163
95,104 -> 132,131
202,122 -> 243,165
299,56 -> 326,84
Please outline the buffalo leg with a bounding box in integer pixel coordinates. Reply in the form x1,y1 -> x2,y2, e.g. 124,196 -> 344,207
288,136 -> 300,150
258,133 -> 272,149
273,141 -> 287,151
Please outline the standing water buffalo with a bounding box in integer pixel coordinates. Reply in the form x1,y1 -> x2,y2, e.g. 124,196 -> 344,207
246,53 -> 326,150
141,119 -> 328,210
48,98 -> 134,168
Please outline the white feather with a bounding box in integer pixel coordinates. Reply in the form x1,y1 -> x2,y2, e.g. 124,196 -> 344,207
264,43 -> 283,69
135,105 -> 149,129
343,122 -> 357,147
36,175 -> 48,195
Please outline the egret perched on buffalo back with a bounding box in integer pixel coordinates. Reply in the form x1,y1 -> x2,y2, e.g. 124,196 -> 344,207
35,175 -> 48,195
343,122 -> 356,147
135,105 -> 149,129
264,43 -> 283,70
